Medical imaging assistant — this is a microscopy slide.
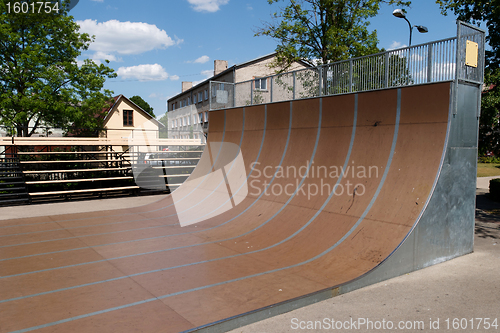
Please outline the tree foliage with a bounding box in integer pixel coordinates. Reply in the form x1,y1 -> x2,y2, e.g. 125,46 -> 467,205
255,0 -> 410,70
0,0 -> 116,137
158,113 -> 168,138
478,69 -> 500,155
436,0 -> 500,155
436,0 -> 500,68
130,95 -> 155,118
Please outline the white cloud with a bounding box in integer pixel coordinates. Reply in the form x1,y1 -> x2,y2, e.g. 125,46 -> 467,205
149,93 -> 169,101
187,0 -> 229,12
170,75 -> 180,81
92,51 -> 121,62
194,55 -> 210,64
77,19 -> 179,55
116,64 -> 169,81
192,69 -> 214,86
200,69 -> 213,77
185,55 -> 210,64
388,41 -> 407,50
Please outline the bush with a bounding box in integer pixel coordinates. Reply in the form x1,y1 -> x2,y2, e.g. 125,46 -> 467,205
489,178 -> 500,200
479,156 -> 500,163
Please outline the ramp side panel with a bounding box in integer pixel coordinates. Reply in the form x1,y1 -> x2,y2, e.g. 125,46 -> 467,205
162,84 -> 451,326
343,81 -> 478,293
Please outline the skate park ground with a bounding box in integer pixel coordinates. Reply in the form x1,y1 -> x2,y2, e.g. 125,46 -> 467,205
0,178 -> 498,333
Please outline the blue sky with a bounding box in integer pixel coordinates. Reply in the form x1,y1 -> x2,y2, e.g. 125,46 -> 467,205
69,0 -> 460,119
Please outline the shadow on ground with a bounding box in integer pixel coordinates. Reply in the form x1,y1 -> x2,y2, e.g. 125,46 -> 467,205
475,193 -> 500,239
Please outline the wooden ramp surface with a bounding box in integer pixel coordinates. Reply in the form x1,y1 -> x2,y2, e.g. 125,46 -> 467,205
0,83 -> 451,332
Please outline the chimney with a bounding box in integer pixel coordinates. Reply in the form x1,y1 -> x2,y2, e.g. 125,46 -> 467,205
214,60 -> 228,76
182,81 -> 192,92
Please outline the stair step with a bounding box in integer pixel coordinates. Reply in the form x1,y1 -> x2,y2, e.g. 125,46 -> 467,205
0,172 -> 22,176
0,186 -> 27,191
0,176 -> 23,181
0,192 -> 29,198
0,182 -> 25,186
0,198 -> 30,205
0,174 -> 23,180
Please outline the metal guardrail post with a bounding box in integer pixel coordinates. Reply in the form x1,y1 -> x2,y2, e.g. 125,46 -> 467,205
384,53 -> 389,88
349,60 -> 353,93
232,82 -> 236,108
250,81 -> 253,105
427,44 -> 433,83
318,66 -> 323,96
209,81 -> 212,111
453,23 -> 461,115
270,76 -> 273,103
293,72 -> 296,100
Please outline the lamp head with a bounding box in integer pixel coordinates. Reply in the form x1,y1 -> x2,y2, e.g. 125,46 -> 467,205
415,25 -> 429,33
392,9 -> 406,19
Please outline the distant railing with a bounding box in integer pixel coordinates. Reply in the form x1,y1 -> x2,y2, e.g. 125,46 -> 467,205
209,21 -> 485,110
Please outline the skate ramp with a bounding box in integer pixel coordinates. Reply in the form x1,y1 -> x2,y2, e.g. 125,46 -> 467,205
0,82 -> 472,332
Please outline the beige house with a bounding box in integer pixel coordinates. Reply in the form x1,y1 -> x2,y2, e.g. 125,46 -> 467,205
102,95 -> 164,142
167,53 -> 311,135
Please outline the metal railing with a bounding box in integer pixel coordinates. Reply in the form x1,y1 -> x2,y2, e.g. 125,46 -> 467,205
210,21 -> 485,110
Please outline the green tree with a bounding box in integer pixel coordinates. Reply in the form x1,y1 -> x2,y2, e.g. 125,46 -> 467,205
479,69 -> 500,155
158,113 -> 168,138
130,95 -> 155,118
436,0 -> 500,68
255,0 -> 410,70
0,0 -> 116,137
436,0 -> 500,155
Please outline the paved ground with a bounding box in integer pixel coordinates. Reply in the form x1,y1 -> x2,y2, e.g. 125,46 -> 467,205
229,178 -> 500,333
0,194 -> 162,220
0,178 -> 499,333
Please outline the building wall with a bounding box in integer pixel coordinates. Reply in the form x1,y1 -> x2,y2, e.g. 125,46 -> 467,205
105,98 -> 159,142
169,71 -> 234,113
234,58 -> 307,83
168,104 -> 206,143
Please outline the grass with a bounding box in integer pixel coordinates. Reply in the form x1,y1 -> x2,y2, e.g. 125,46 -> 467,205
477,163 -> 500,177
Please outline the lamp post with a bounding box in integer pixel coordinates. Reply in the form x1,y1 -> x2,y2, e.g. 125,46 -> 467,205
392,9 -> 428,46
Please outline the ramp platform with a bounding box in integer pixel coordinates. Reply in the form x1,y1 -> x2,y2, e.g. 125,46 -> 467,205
0,22 -> 485,333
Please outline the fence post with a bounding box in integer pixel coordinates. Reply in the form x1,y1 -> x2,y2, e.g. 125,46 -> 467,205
209,81 -> 212,110
427,44 -> 433,83
384,52 -> 390,88
454,23 -> 461,115
318,66 -> 323,96
270,76 -> 273,103
250,80 -> 253,105
349,60 -> 353,92
232,82 -> 236,108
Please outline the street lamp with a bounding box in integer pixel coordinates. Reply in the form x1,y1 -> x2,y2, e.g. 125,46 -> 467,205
392,9 -> 428,46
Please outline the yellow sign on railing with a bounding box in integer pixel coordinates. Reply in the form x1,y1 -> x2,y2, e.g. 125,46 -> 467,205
465,40 -> 478,68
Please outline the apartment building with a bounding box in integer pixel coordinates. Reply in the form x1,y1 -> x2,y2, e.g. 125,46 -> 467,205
167,53 -> 310,138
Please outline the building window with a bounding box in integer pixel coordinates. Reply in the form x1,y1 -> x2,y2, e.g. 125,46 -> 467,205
187,116 -> 190,126
171,103 -> 175,111
123,110 -> 133,126
204,111 -> 208,122
193,94 -> 197,104
204,89 -> 208,100
198,113 -> 203,123
187,97 -> 191,106
254,78 -> 267,90
198,92 -> 202,102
